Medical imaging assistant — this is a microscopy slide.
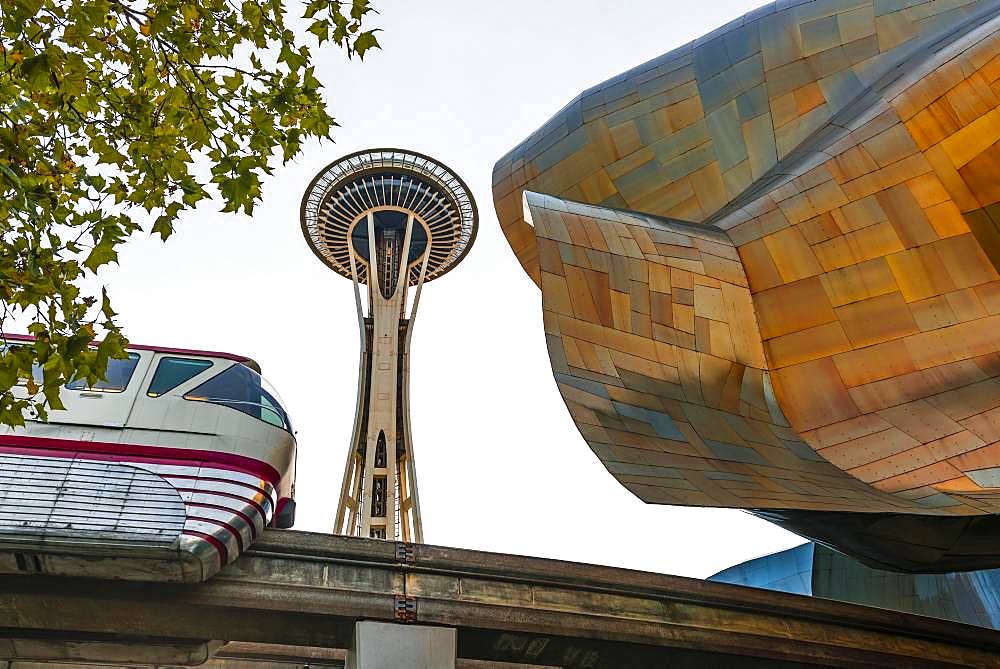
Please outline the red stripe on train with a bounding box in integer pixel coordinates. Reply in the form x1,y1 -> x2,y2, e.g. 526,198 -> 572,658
173,486 -> 270,520
186,502 -> 259,540
186,515 -> 245,553
162,473 -> 275,497
0,435 -> 281,486
182,529 -> 229,565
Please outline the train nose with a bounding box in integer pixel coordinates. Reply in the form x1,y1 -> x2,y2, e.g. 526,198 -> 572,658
0,452 -> 268,582
0,453 -> 187,545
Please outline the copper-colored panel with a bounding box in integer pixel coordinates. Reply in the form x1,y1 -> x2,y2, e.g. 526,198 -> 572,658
813,221 -> 905,272
885,244 -> 956,302
818,427 -> 921,471
832,338 -> 917,388
877,400 -> 965,444
819,257 -> 898,307
737,238 -> 784,291
762,226 -> 823,282
766,321 -> 852,369
835,292 -> 919,348
772,358 -> 860,431
924,200 -> 971,238
754,277 -> 837,340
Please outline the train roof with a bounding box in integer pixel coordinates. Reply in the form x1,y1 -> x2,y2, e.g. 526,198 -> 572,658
2,333 -> 261,373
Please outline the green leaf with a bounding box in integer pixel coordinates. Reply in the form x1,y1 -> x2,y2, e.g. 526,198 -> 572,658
43,383 -> 65,411
84,238 -> 118,272
0,163 -> 21,186
15,0 -> 43,15
19,54 -> 51,91
100,288 -> 116,320
242,1 -> 263,30
278,44 -> 307,70
354,31 -> 380,58
308,19 -> 329,43
60,56 -> 87,96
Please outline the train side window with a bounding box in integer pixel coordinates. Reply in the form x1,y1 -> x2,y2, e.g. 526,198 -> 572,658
183,363 -> 291,431
147,357 -> 213,397
66,353 -> 141,392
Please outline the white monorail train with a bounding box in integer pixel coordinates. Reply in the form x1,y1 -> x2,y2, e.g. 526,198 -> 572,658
0,335 -> 296,582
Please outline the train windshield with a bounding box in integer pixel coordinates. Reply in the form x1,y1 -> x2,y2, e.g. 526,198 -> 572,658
183,363 -> 292,432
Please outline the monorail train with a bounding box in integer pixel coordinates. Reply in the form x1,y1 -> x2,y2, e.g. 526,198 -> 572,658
0,335 -> 296,582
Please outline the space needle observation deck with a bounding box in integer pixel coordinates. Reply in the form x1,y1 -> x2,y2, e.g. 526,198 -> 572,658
301,149 -> 477,542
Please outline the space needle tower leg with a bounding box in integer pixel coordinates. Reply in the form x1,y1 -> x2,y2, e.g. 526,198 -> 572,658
358,211 -> 417,541
334,212 -> 424,541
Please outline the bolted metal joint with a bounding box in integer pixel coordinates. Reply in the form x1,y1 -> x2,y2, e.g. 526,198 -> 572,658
394,595 -> 418,623
395,542 -> 415,563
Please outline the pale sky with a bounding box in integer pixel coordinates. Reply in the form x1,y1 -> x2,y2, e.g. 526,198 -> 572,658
98,0 -> 805,578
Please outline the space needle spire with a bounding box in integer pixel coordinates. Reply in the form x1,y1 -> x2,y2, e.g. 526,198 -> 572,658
300,149 -> 477,541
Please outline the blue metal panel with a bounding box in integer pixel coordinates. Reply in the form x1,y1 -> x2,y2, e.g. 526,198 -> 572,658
710,542 -> 813,596
710,542 -> 1000,629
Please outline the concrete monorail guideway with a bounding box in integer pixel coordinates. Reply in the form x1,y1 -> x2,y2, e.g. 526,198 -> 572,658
1,530 -> 999,668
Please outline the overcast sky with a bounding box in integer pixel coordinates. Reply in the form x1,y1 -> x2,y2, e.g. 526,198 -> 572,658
100,0 -> 805,578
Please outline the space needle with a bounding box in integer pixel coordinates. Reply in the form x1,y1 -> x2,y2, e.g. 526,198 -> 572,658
300,149 -> 477,542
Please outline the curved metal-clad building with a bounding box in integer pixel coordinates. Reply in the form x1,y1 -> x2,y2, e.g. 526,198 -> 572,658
303,149 -> 477,542
711,542 -> 1000,630
493,1 -> 1000,571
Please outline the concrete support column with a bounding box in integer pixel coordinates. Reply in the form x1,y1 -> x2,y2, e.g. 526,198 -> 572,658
346,621 -> 456,669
